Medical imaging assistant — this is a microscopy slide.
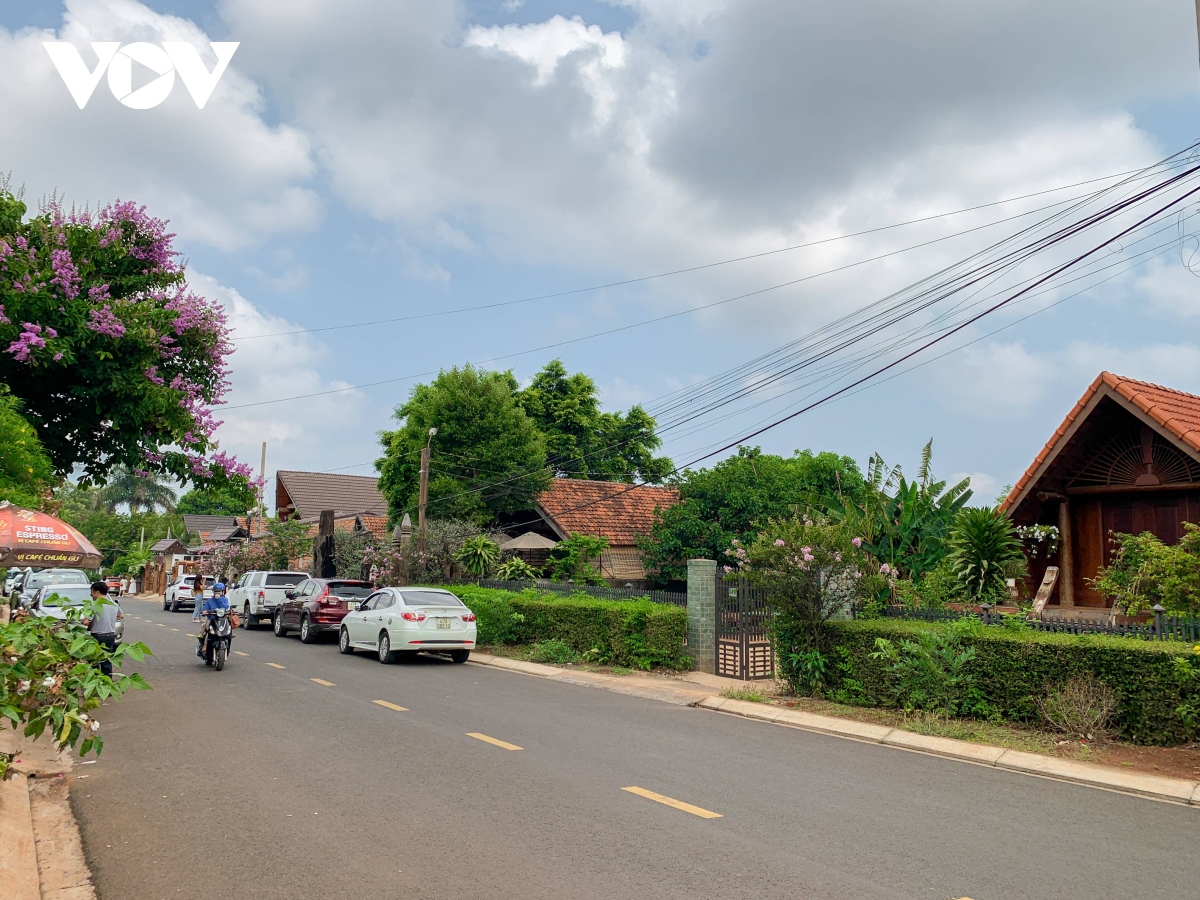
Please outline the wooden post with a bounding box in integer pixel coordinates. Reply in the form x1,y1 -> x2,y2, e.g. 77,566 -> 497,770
1058,499 -> 1074,607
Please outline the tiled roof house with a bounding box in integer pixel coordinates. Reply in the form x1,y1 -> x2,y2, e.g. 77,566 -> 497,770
1002,372 -> 1200,610
275,471 -> 388,521
532,478 -> 679,586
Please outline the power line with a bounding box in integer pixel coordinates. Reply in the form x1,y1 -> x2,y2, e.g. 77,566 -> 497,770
230,161 -> 1194,343
221,187 -> 1134,411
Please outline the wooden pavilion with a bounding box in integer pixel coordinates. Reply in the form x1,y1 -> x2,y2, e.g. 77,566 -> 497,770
1002,372 -> 1200,610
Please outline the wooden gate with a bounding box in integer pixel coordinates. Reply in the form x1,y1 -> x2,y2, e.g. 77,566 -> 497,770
716,575 -> 774,680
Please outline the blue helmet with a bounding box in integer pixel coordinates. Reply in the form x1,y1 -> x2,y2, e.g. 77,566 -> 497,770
213,582 -> 227,594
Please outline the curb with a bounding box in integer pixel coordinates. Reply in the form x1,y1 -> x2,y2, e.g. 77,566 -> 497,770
468,653 -> 711,706
700,697 -> 1200,807
0,774 -> 41,900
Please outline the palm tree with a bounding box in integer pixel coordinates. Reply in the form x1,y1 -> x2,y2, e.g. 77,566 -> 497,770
101,465 -> 178,514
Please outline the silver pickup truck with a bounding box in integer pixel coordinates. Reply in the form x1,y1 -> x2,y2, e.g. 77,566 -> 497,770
228,570 -> 310,629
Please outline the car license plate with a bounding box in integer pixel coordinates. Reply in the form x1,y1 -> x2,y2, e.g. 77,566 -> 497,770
437,617 -> 451,629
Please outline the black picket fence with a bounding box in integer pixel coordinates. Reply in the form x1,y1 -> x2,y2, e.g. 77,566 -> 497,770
468,578 -> 687,607
866,604 -> 1200,642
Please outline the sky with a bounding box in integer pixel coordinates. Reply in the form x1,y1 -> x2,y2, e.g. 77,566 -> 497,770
3,0 -> 1200,503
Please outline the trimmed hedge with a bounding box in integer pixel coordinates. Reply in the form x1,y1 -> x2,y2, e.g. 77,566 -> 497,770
777,618 -> 1200,745
445,585 -> 689,670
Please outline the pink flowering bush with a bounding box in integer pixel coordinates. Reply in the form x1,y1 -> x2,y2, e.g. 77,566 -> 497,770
729,516 -> 885,653
0,187 -> 245,486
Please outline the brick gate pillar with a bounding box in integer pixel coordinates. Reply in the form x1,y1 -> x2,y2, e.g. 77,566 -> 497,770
687,558 -> 717,674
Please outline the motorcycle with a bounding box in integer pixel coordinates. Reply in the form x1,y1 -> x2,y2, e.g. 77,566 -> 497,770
199,607 -> 234,671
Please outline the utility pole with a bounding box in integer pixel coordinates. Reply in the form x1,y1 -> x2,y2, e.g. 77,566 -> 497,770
139,526 -> 144,551
258,440 -> 267,527
418,427 -> 437,531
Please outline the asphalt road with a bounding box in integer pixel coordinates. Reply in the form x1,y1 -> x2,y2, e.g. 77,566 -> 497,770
72,597 -> 1195,900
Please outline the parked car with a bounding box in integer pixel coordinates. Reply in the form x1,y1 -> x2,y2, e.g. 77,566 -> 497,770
273,578 -> 375,644
5,567 -> 31,597
17,568 -> 90,607
338,587 -> 475,664
164,574 -> 212,613
30,584 -> 124,644
104,575 -> 123,594
228,570 -> 309,629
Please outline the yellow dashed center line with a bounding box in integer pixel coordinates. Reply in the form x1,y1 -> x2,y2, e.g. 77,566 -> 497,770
311,678 -> 335,687
156,623 -> 165,627
233,650 -> 249,657
467,732 -> 523,751
170,628 -> 179,632
621,786 -> 722,819
265,663 -> 285,669
372,700 -> 408,712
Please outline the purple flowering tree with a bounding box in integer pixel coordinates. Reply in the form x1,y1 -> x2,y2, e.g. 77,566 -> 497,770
0,188 -> 251,486
730,516 -> 885,654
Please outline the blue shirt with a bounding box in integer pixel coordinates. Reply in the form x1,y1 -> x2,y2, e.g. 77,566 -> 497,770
202,596 -> 229,613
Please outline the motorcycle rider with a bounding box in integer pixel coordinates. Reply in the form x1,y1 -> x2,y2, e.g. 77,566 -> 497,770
196,582 -> 230,659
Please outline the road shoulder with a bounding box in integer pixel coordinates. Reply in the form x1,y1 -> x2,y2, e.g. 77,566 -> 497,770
467,653 -> 1200,807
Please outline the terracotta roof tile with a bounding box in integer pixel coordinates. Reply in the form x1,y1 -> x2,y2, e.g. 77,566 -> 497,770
536,479 -> 678,546
1002,372 -> 1200,513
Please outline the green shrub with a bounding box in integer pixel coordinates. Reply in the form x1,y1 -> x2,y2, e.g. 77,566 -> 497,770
495,556 -> 539,581
946,506 -> 1024,603
1090,525 -> 1200,615
530,639 -> 578,664
870,620 -> 985,716
777,617 -> 1200,744
448,585 -> 689,670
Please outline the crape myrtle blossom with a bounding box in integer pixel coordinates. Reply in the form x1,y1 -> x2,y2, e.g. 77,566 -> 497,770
0,187 -> 245,485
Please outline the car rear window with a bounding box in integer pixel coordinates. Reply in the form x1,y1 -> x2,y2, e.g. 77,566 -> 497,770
34,571 -> 89,586
327,582 -> 374,598
399,591 -> 464,607
41,586 -> 93,606
265,574 -> 306,587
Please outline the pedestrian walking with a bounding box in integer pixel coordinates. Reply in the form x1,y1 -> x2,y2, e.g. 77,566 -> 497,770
120,575 -> 129,597
191,576 -> 206,622
82,581 -> 123,677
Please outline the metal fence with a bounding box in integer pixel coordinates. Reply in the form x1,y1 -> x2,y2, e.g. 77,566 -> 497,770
867,604 -> 1200,642
470,578 -> 687,607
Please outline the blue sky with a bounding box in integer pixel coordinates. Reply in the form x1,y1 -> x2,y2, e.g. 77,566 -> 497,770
3,0 -> 1200,501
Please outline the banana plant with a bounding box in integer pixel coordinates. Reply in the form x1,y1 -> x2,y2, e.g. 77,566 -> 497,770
826,440 -> 971,580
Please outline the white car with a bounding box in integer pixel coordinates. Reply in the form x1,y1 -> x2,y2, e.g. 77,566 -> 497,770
227,570 -> 309,629
30,585 -> 124,644
163,574 -> 212,613
338,587 -> 476,664
17,568 -> 90,607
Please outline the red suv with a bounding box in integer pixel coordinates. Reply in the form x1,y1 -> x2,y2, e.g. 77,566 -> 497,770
273,578 -> 375,644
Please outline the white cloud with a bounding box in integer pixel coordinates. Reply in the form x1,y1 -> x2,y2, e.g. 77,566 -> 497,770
465,15 -> 626,85
189,272 -> 368,473
0,0 -> 319,250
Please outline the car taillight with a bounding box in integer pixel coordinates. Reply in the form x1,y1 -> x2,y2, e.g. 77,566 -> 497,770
461,612 -> 476,622
401,611 -> 426,621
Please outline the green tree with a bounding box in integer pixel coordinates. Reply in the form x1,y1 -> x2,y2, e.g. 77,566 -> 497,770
100,465 -> 177,514
0,187 -> 249,486
0,390 -> 53,508
177,475 -> 258,516
638,446 -> 866,585
377,365 -> 551,524
830,441 -> 972,581
516,359 -> 672,481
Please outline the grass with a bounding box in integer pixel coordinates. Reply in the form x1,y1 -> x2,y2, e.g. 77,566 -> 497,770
720,685 -> 770,703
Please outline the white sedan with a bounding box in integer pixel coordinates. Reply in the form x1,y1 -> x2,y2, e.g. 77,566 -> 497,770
339,587 -> 476,664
